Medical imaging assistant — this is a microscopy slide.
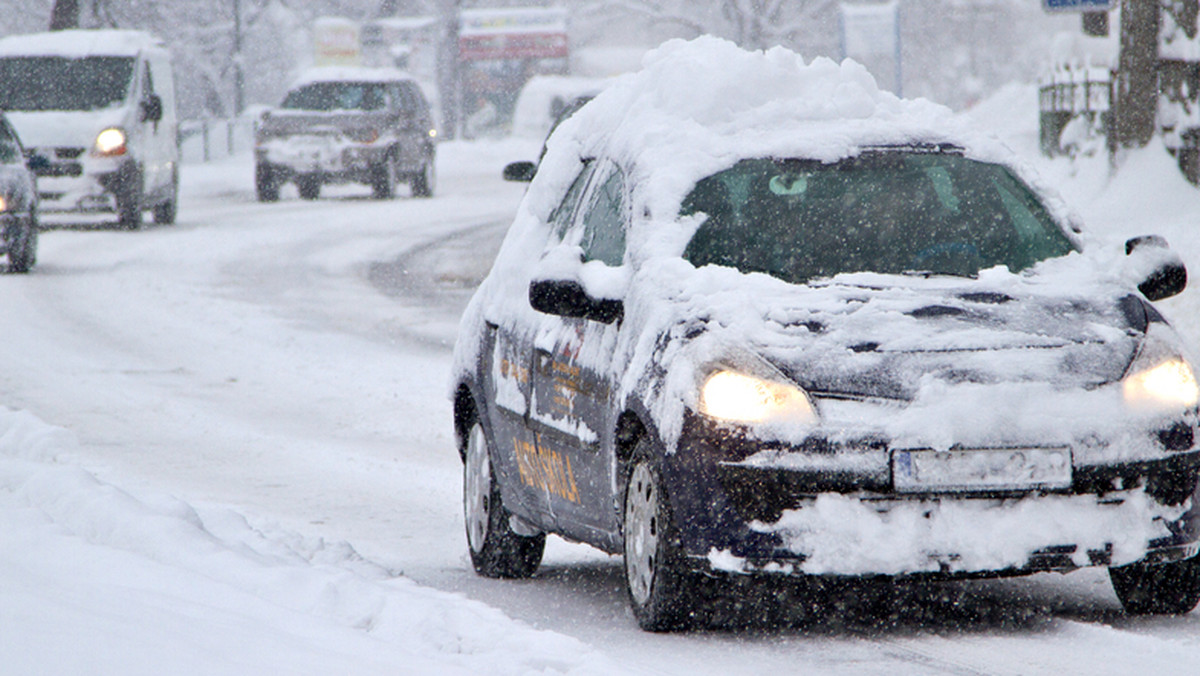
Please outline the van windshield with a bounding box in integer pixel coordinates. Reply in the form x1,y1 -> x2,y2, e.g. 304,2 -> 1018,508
0,56 -> 135,111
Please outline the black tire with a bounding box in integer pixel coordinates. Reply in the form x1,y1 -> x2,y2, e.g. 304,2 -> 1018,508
371,153 -> 397,199
411,153 -> 435,198
153,168 -> 179,224
7,212 -> 36,273
256,163 -> 280,202
463,419 -> 545,578
623,441 -> 699,631
117,171 -> 143,230
297,175 -> 321,200
1110,555 -> 1200,615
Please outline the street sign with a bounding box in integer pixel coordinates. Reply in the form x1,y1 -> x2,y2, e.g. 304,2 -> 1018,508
1044,0 -> 1113,11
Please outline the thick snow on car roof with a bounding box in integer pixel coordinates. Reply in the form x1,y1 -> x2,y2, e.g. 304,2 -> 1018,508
289,66 -> 416,88
0,29 -> 162,58
534,35 -> 1016,226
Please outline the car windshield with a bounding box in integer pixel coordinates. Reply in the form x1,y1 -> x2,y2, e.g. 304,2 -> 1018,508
281,82 -> 386,111
681,151 -> 1076,282
0,56 -> 134,111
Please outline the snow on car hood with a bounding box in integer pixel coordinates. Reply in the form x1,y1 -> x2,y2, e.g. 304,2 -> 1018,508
619,252 -> 1186,455
7,109 -> 126,149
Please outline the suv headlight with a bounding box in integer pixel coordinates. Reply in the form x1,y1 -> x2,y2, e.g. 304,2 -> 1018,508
699,369 -> 817,424
1123,326 -> 1200,412
94,127 -> 127,156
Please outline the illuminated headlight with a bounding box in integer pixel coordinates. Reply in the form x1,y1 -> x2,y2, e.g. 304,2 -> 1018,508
428,128 -> 438,138
1123,328 -> 1200,412
699,370 -> 817,424
94,127 -> 127,156
0,196 -> 7,212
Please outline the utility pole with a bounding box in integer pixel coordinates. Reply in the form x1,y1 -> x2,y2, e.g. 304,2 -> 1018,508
437,0 -> 462,140
233,0 -> 246,116
1112,0 -> 1162,149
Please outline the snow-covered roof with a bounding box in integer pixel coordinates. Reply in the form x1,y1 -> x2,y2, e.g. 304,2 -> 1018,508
0,29 -> 164,58
289,66 -> 416,88
532,35 -> 1028,240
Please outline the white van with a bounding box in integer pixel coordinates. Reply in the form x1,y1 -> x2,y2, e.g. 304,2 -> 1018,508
0,30 -> 178,229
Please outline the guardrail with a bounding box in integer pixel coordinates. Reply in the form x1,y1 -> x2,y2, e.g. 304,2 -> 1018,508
1038,67 -> 1111,157
179,117 -> 256,163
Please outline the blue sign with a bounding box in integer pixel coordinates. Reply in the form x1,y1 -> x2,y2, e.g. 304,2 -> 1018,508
1044,0 -> 1113,11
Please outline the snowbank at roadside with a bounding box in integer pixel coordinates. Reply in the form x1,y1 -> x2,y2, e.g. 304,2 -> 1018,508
0,407 -> 616,676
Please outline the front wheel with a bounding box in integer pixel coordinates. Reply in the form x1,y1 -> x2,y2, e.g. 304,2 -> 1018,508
6,212 -> 37,273
464,421 -> 544,578
117,172 -> 143,230
255,164 -> 280,202
1110,555 -> 1200,615
624,449 -> 698,631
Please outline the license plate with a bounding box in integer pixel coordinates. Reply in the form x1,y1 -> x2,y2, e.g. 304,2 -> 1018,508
892,447 -> 1072,493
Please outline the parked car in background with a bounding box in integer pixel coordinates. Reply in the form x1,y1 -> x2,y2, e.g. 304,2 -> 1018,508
255,67 -> 437,201
452,37 -> 1200,631
0,29 -> 178,230
0,112 -> 39,272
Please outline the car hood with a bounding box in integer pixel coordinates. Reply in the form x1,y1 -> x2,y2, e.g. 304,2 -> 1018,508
751,281 -> 1144,402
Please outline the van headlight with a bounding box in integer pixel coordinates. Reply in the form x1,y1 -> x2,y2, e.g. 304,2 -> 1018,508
699,369 -> 817,424
1123,328 -> 1200,412
94,127 -> 127,156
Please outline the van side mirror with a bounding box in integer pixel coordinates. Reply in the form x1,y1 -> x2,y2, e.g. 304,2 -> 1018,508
503,161 -> 536,183
141,94 -> 163,123
1126,235 -> 1187,301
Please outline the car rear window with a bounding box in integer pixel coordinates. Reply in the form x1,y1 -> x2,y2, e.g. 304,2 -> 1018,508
282,82 -> 387,111
681,152 -> 1076,283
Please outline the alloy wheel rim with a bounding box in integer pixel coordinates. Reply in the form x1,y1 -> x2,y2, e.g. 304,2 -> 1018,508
625,462 -> 658,606
464,423 -> 490,553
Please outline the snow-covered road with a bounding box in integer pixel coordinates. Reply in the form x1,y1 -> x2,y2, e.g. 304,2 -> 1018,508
4,125 -> 1200,674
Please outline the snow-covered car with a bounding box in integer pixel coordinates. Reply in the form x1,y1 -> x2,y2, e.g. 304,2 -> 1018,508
0,30 -> 179,230
451,37 -> 1200,631
0,112 -> 38,272
254,67 -> 437,201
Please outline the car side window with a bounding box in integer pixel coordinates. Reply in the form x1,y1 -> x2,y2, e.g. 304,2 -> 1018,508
577,165 -> 627,267
549,160 -> 595,241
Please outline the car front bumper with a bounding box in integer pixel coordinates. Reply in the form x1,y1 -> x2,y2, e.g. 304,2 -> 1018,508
257,139 -> 385,182
662,413 -> 1200,578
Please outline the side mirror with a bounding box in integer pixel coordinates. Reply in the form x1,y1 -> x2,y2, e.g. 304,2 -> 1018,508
503,161 -> 536,183
529,278 -> 623,324
141,94 -> 163,123
25,154 -> 50,173
1126,235 -> 1187,301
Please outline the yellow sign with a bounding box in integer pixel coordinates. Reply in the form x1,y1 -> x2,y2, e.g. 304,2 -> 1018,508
513,436 -> 579,504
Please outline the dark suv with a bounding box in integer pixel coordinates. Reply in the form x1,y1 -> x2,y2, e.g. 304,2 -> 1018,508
254,67 -> 437,201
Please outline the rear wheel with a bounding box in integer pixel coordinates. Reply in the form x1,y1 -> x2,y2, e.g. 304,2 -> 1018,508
464,420 -> 544,578
255,163 -> 280,202
410,153 -> 435,198
153,168 -> 179,224
624,444 -> 698,631
371,154 -> 397,199
297,175 -> 321,200
1110,555 -> 1200,615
